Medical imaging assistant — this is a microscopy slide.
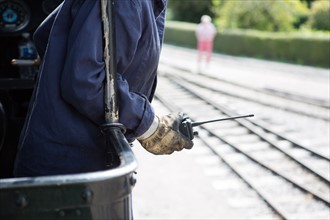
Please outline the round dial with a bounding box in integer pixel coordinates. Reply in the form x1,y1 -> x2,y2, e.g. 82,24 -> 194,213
0,0 -> 30,33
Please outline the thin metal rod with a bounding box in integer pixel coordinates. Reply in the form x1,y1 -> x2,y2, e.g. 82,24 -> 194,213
192,114 -> 254,127
101,0 -> 119,123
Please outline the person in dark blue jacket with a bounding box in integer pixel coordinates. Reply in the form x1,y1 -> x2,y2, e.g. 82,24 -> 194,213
14,0 -> 193,177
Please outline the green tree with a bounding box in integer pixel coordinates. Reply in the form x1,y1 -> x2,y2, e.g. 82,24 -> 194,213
167,0 -> 216,23
301,0 -> 315,8
308,0 -> 330,30
215,0 -> 308,32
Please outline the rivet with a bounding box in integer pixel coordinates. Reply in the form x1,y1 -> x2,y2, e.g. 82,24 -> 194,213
81,189 -> 93,203
59,210 -> 65,217
130,173 -> 137,186
16,195 -> 28,208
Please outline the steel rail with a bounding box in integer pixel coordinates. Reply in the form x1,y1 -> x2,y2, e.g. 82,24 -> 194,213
160,61 -> 330,109
171,76 -> 330,184
162,66 -> 329,161
155,75 -> 330,207
160,64 -> 329,121
156,90 -> 330,206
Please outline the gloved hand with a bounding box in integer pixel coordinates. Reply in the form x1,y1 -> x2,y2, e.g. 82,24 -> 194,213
138,112 -> 194,155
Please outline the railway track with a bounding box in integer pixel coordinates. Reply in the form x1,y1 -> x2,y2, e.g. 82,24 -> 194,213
154,66 -> 330,219
159,64 -> 330,166
161,63 -> 329,121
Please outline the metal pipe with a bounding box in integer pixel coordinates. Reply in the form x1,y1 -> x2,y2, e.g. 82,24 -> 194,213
101,0 -> 119,123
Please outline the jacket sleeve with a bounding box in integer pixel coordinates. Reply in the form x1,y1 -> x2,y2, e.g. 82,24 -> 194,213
60,0 -> 154,141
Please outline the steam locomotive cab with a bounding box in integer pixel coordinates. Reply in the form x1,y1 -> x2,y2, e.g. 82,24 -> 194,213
0,2 -> 137,219
0,0 -> 62,178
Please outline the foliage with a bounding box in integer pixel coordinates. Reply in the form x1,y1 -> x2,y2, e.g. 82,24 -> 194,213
308,0 -> 330,30
215,0 -> 309,32
164,21 -> 330,68
167,0 -> 216,23
301,0 -> 315,8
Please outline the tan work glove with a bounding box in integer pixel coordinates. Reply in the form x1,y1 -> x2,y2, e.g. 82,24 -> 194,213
138,113 -> 194,155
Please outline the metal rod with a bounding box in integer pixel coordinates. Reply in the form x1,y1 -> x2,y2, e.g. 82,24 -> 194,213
192,114 -> 254,127
101,0 -> 119,123
100,0 -> 122,168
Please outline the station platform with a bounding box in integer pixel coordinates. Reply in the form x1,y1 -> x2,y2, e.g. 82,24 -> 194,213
132,138 -> 246,219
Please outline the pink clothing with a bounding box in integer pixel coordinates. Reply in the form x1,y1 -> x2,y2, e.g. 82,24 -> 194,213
197,40 -> 213,62
198,40 -> 213,52
196,21 -> 216,63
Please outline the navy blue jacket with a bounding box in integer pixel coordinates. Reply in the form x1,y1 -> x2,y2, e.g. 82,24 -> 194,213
14,0 -> 166,176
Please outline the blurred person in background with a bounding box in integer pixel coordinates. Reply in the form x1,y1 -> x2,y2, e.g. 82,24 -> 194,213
196,15 -> 217,72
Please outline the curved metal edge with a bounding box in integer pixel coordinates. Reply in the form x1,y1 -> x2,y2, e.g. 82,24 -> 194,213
0,101 -> 6,151
0,131 -> 138,189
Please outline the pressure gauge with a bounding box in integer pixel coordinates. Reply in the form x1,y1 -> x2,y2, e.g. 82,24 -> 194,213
0,0 -> 30,33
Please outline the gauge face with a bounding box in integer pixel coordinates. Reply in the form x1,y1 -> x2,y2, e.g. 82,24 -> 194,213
0,0 -> 30,33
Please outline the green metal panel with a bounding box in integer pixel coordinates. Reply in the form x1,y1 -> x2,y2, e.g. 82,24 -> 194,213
0,130 -> 137,220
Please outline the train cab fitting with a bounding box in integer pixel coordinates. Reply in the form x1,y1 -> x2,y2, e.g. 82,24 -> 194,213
0,0 -> 63,178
